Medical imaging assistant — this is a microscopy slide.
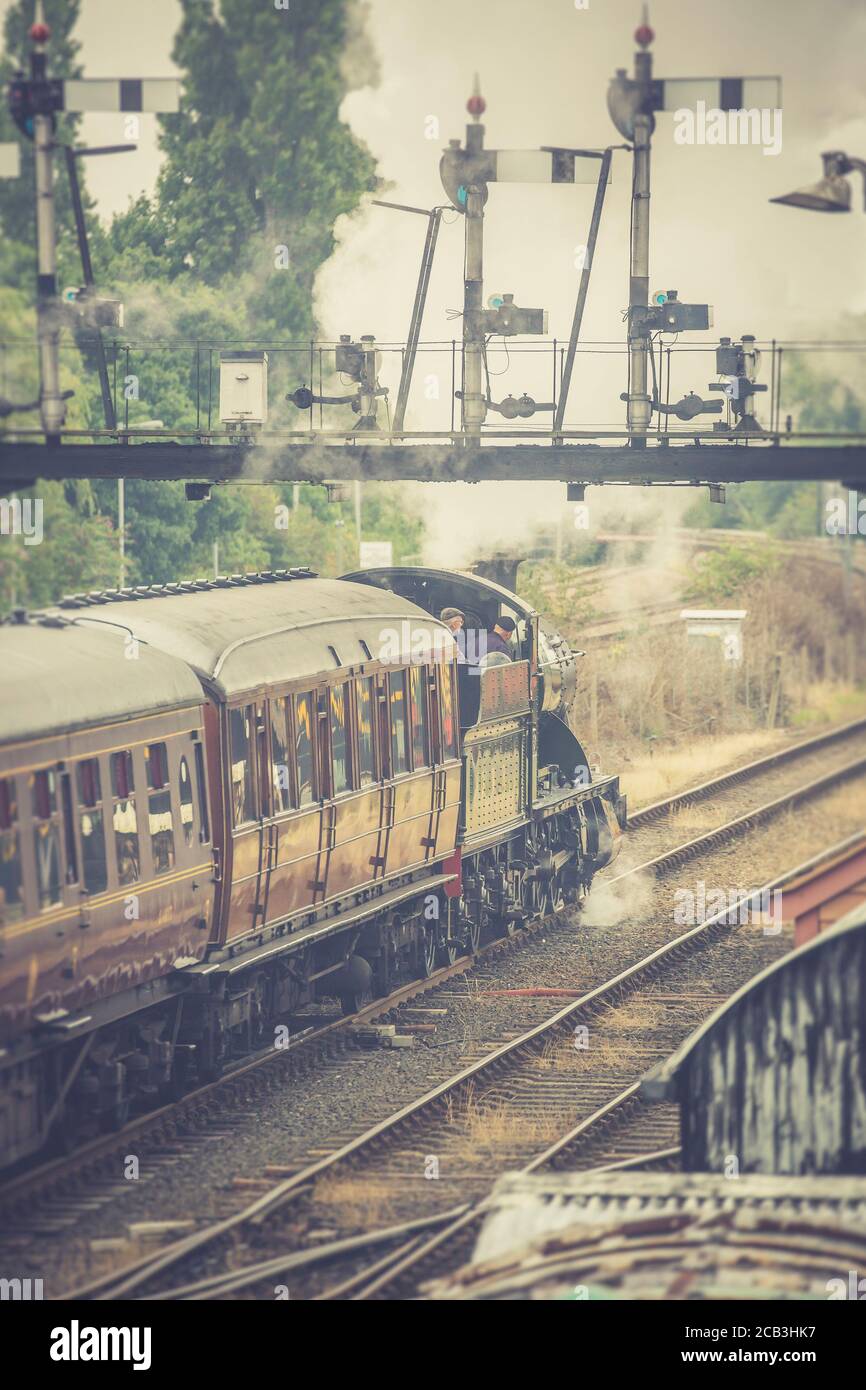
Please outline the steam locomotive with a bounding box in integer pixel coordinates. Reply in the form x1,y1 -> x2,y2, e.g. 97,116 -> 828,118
0,565 -> 624,1169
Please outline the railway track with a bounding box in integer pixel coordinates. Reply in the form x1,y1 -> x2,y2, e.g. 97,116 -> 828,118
4,718 -> 864,1289
63,820 -> 865,1302
0,919 -> 542,1229
3,717 -> 861,1239
626,715 -> 866,829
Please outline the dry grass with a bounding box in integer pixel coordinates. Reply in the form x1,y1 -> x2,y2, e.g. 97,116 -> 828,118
561,552 -> 866,791
533,998 -> 669,1074
621,729 -> 792,808
814,782 -> 866,822
444,1088 -> 562,1161
537,1032 -> 642,1073
310,1173 -> 398,1228
791,681 -> 866,729
665,803 -> 732,833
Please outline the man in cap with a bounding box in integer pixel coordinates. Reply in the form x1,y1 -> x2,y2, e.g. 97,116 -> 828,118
439,606 -> 465,634
485,614 -> 517,660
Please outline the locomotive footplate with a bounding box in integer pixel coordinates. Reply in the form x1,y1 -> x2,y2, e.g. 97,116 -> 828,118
532,772 -> 625,826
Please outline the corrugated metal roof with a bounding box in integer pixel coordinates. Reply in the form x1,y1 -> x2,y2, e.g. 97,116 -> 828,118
428,1172 -> 866,1301
0,621 -> 204,746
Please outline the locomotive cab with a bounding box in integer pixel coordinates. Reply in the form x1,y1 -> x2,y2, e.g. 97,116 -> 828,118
341,565 -> 593,797
342,566 -> 625,886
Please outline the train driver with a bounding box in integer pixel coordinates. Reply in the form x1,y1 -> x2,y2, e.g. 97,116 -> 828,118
485,614 -> 516,660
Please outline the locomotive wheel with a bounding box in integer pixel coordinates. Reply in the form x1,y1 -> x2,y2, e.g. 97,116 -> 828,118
340,986 -> 372,1015
542,872 -> 566,916
47,1106 -> 80,1159
500,867 -> 528,936
104,1098 -> 131,1132
438,933 -> 461,965
467,910 -> 482,954
337,953 -> 374,1015
419,926 -> 437,978
528,874 -> 547,920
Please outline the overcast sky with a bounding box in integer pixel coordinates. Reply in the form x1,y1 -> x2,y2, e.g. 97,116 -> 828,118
4,0 -> 864,338
3,0 -> 865,555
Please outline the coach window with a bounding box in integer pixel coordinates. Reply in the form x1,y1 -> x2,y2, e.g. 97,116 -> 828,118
440,661 -> 459,759
295,692 -> 316,807
389,671 -> 410,777
269,697 -> 292,813
0,777 -> 24,925
32,768 -> 62,910
110,750 -> 140,887
228,706 -> 256,827
178,757 -> 195,848
146,742 -> 176,875
330,684 -> 352,795
409,665 -> 431,769
193,743 -> 210,843
356,677 -> 377,786
76,757 -> 108,895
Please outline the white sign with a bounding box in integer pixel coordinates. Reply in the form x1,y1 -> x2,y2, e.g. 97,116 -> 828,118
681,609 -> 747,664
359,541 -> 393,568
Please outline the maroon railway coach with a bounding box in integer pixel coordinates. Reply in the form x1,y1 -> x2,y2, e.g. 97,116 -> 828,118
0,619 -> 213,1165
0,567 -> 623,1169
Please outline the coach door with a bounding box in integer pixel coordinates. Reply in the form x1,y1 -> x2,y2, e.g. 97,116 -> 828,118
409,664 -> 440,864
259,691 -> 323,924
254,699 -> 275,927
425,666 -> 449,861
226,702 -> 267,940
372,673 -> 393,880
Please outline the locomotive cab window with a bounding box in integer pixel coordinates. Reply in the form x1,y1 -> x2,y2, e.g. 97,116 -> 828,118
111,750 -> 140,887
228,706 -> 257,826
146,743 -> 175,875
0,777 -> 24,926
76,758 -> 108,896
389,671 -> 410,777
295,692 -> 316,807
32,768 -> 62,911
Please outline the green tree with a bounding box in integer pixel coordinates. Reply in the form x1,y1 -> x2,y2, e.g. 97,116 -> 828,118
684,351 -> 866,538
0,1 -> 430,614
685,543 -> 780,604
0,480 -> 118,610
107,0 -> 379,339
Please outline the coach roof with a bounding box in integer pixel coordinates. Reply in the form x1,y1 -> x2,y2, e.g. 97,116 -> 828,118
68,575 -> 447,699
0,621 -> 204,747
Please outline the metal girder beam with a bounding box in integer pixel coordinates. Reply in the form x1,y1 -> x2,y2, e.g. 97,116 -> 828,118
0,441 -> 865,488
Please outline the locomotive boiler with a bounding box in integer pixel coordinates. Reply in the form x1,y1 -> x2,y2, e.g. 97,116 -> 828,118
0,566 -> 623,1169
